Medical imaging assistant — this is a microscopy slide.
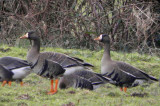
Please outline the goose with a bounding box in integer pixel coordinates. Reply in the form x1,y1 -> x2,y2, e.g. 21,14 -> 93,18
59,69 -> 115,90
19,31 -> 94,94
0,56 -> 31,86
94,34 -> 158,92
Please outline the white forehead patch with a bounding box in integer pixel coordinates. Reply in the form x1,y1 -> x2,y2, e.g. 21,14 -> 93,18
26,33 -> 29,37
99,34 -> 103,40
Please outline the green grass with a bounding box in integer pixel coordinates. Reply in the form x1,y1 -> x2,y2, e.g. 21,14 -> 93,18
0,45 -> 160,106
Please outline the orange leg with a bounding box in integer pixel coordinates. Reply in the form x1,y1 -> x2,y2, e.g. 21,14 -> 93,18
120,87 -> 123,91
2,81 -> 7,87
8,81 -> 12,86
51,80 -> 54,92
20,82 -> 23,86
54,79 -> 58,93
48,79 -> 58,95
48,79 -> 54,94
124,87 -> 127,92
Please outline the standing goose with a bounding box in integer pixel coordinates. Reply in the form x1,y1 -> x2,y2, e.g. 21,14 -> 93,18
0,56 -> 31,86
94,34 -> 158,92
20,31 -> 93,94
59,69 -> 115,90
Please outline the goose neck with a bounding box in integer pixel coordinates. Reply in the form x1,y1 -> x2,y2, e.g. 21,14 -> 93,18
103,43 -> 111,60
30,39 -> 40,54
27,38 -> 40,64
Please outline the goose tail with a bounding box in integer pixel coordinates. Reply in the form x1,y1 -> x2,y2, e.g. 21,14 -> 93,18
94,73 -> 116,85
148,75 -> 158,81
82,63 -> 94,67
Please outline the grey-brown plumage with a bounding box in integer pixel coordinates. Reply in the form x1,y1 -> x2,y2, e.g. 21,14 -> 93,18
159,76 -> 160,87
39,60 -> 65,79
94,34 -> 158,91
59,70 -> 115,90
20,31 -> 93,78
0,64 -> 13,82
0,56 -> 30,70
0,56 -> 31,86
20,31 -> 93,94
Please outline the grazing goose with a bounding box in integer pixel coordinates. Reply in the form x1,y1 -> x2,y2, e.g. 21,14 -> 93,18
94,34 -> 158,92
59,69 -> 115,90
0,56 -> 31,86
20,31 -> 93,94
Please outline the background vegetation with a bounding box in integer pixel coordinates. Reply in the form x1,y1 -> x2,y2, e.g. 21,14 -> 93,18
0,0 -> 160,54
0,45 -> 159,106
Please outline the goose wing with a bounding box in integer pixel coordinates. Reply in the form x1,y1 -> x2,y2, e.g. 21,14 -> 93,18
32,52 -> 93,75
73,70 -> 112,85
0,57 -> 30,70
59,74 -> 94,90
102,67 -> 145,87
40,52 -> 93,68
59,70 -> 114,90
70,56 -> 94,67
116,61 -> 158,81
37,59 -> 65,78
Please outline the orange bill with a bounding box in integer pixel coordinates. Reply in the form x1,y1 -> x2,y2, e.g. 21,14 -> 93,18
20,33 -> 28,39
94,36 -> 101,41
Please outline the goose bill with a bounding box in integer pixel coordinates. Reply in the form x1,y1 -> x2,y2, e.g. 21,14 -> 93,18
94,37 -> 101,41
20,33 -> 28,39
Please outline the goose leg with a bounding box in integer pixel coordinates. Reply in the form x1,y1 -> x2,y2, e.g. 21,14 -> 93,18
2,81 -> 7,87
48,79 -> 58,95
124,87 -> 127,92
48,79 -> 54,94
51,79 -> 54,92
8,81 -> 12,86
54,79 -> 58,93
120,87 -> 123,91
20,82 -> 23,86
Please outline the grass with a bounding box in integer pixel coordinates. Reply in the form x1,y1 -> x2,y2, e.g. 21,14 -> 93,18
0,45 -> 160,106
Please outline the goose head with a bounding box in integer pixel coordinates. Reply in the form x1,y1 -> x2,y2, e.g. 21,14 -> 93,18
20,31 -> 38,40
94,34 -> 110,44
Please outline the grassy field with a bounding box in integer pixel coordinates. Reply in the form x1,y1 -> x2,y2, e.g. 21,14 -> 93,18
0,45 -> 160,106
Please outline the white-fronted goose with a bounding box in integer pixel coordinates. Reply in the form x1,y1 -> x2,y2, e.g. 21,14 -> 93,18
20,31 -> 93,94
0,56 -> 31,86
59,70 -> 115,90
94,34 -> 158,92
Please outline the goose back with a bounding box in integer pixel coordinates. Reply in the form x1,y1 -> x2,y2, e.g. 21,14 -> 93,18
59,74 -> 94,90
59,70 -> 114,90
31,52 -> 89,75
73,70 -> 110,84
115,61 -> 158,81
102,68 -> 145,87
0,57 -> 30,70
101,59 -> 150,87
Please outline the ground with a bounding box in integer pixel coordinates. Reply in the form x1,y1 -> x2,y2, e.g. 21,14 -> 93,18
0,45 -> 160,106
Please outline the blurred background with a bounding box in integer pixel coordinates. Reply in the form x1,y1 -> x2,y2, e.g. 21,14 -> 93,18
0,0 -> 160,55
